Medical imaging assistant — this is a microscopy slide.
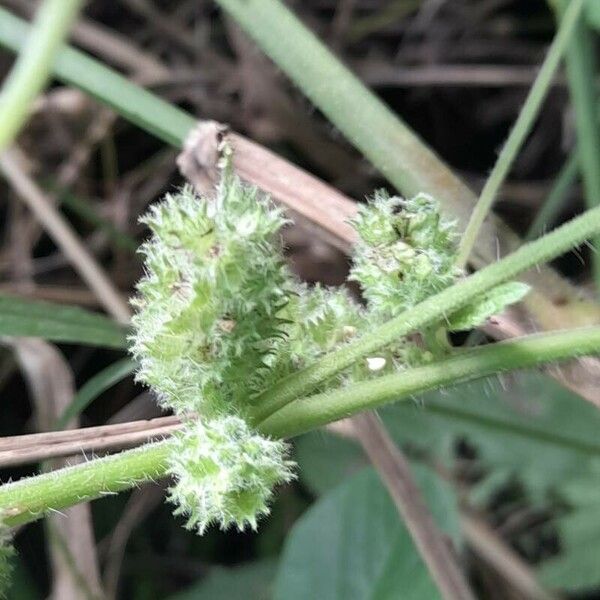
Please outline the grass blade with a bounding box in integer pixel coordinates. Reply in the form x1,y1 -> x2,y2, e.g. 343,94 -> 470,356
0,295 -> 128,348
54,358 -> 137,430
0,7 -> 194,147
0,0 -> 82,150
554,0 -> 600,290
455,0 -> 584,267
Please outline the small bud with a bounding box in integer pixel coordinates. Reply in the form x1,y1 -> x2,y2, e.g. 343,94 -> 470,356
349,191 -> 461,317
167,417 -> 295,534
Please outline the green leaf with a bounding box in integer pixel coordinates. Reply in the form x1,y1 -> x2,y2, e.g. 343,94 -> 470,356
538,472 -> 600,591
274,468 -> 458,600
298,373 -> 600,501
54,358 -> 137,429
383,372 -> 600,495
585,0 -> 600,30
446,281 -> 530,331
294,431 -> 366,496
0,295 -> 128,348
168,559 -> 277,600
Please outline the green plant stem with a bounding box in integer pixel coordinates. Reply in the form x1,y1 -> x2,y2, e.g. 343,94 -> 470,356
258,326 -> 600,438
455,0 -> 583,267
3,326 -> 600,528
252,204 -> 600,423
0,7 -> 194,147
0,0 -> 82,151
525,150 -> 579,241
554,0 -> 600,291
0,442 -> 171,527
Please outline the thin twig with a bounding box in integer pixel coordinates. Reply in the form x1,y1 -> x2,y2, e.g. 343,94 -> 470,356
461,513 -> 557,600
0,147 -> 131,322
352,412 -> 476,600
0,416 -> 182,467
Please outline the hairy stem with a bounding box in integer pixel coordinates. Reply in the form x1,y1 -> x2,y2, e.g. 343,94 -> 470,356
0,0 -> 83,151
3,326 -> 600,528
258,326 -> 600,438
252,205 -> 600,422
455,0 -> 584,267
0,442 -> 171,527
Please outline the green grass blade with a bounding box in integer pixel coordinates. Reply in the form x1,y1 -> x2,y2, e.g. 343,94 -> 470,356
0,295 -> 128,348
0,7 -> 194,147
456,0 -> 584,267
525,150 -> 579,241
54,357 -> 137,430
0,0 -> 83,151
554,0 -> 600,290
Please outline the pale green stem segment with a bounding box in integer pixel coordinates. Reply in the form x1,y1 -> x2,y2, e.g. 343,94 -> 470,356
0,0 -> 83,151
0,442 -> 172,527
553,0 -> 600,291
258,327 -> 600,438
455,0 -> 584,268
252,204 -> 600,423
3,326 -> 600,528
0,7 -> 194,147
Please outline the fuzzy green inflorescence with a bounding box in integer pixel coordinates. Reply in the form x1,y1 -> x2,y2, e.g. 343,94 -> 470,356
131,176 -> 291,418
132,162 -> 528,534
350,191 -> 461,318
167,416 -> 295,534
131,164 -> 362,533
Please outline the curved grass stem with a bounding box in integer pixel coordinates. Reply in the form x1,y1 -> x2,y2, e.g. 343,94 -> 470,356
455,0 -> 584,268
0,0 -> 83,151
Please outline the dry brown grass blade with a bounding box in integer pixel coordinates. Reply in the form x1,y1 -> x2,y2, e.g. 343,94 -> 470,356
335,417 -> 554,600
352,412 -> 476,600
461,513 -> 557,600
9,338 -> 104,600
0,147 -> 131,322
0,416 -> 183,466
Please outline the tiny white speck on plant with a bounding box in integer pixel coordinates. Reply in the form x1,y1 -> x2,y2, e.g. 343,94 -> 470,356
366,357 -> 386,371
